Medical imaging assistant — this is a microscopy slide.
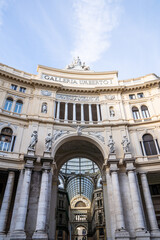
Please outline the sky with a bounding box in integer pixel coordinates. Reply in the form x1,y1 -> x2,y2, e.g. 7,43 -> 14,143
0,0 -> 160,80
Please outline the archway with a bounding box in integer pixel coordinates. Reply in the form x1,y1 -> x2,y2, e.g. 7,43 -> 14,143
49,137 -> 106,240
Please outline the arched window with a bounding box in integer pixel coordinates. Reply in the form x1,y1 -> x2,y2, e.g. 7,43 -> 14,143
143,134 -> 157,156
132,106 -> 140,120
0,128 -> 13,151
4,97 -> 13,111
109,107 -> 115,117
14,100 -> 23,114
141,105 -> 150,118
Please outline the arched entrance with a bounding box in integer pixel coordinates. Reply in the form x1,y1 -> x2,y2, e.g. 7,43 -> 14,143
49,137 -> 106,240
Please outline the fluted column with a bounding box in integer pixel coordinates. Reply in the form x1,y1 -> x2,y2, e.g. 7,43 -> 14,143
140,173 -> 159,232
111,170 -> 126,230
81,104 -> 84,124
73,103 -> 76,123
0,171 -> 15,237
64,102 -> 68,123
89,104 -> 93,124
128,170 -> 145,230
11,158 -> 35,239
96,104 -> 101,123
56,102 -> 60,120
33,159 -> 53,239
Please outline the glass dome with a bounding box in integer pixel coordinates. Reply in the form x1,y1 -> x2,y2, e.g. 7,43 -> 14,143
60,157 -> 99,175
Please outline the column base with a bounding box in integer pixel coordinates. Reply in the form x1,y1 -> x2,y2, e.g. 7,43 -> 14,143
32,231 -> 48,240
0,233 -> 6,240
115,229 -> 130,239
10,230 -> 26,240
135,229 -> 150,240
150,230 -> 160,239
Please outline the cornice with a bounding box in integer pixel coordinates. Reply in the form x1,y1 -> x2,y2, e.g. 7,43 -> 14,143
0,67 -> 160,94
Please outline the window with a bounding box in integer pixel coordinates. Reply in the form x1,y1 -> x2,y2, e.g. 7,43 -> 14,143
129,94 -> 136,99
14,100 -> 23,114
137,92 -> 144,98
19,87 -> 26,93
132,106 -> 140,120
0,128 -> 15,152
143,134 -> 157,156
141,105 -> 150,118
11,84 -> 17,90
4,97 -> 13,111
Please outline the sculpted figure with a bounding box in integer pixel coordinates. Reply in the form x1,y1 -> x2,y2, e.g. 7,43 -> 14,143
110,108 -> 115,117
108,135 -> 115,153
45,133 -> 53,151
41,103 -> 47,113
28,131 -> 38,149
121,136 -> 130,152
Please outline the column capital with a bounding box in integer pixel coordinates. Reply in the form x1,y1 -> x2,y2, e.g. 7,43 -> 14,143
41,157 -> 54,171
24,155 -> 37,169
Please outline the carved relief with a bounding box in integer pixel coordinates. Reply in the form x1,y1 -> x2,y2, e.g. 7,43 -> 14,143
41,90 -> 52,96
53,130 -> 70,141
88,132 -> 104,143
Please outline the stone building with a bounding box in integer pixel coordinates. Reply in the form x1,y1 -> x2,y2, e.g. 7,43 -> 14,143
0,57 -> 160,240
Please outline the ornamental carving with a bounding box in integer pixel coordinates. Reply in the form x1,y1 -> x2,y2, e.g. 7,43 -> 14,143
53,130 -> 70,141
56,94 -> 99,102
105,95 -> 115,100
41,90 -> 52,96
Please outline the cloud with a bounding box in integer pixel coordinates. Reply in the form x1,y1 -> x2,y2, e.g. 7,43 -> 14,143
71,0 -> 122,66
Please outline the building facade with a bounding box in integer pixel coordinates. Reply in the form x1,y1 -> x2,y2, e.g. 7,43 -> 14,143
0,58 -> 160,240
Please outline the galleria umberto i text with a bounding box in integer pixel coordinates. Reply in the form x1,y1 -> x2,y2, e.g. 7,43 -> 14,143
0,58 -> 160,240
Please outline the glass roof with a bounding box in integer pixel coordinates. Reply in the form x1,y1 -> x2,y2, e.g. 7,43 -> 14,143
60,157 -> 99,175
60,158 -> 100,202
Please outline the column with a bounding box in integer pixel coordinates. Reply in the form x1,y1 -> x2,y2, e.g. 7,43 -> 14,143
0,171 -> 15,236
11,159 -> 35,239
96,104 -> 101,122
73,103 -> 76,123
111,170 -> 126,230
89,104 -> 93,123
64,102 -> 68,123
81,104 -> 84,124
33,159 -> 53,239
140,173 -> 159,232
154,139 -> 160,154
56,102 -> 60,120
127,170 -> 145,230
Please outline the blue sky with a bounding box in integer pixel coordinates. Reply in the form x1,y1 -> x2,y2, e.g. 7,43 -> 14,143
0,0 -> 160,80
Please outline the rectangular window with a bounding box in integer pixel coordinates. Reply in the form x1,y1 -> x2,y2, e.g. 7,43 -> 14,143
19,87 -> 26,93
137,92 -> 144,98
11,84 -> 17,90
129,94 -> 136,99
149,184 -> 160,195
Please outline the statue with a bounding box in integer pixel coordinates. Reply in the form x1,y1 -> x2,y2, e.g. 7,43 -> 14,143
41,103 -> 47,113
121,136 -> 130,153
28,131 -> 38,150
108,135 -> 115,153
45,133 -> 53,151
110,108 -> 115,117
65,57 -> 90,71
